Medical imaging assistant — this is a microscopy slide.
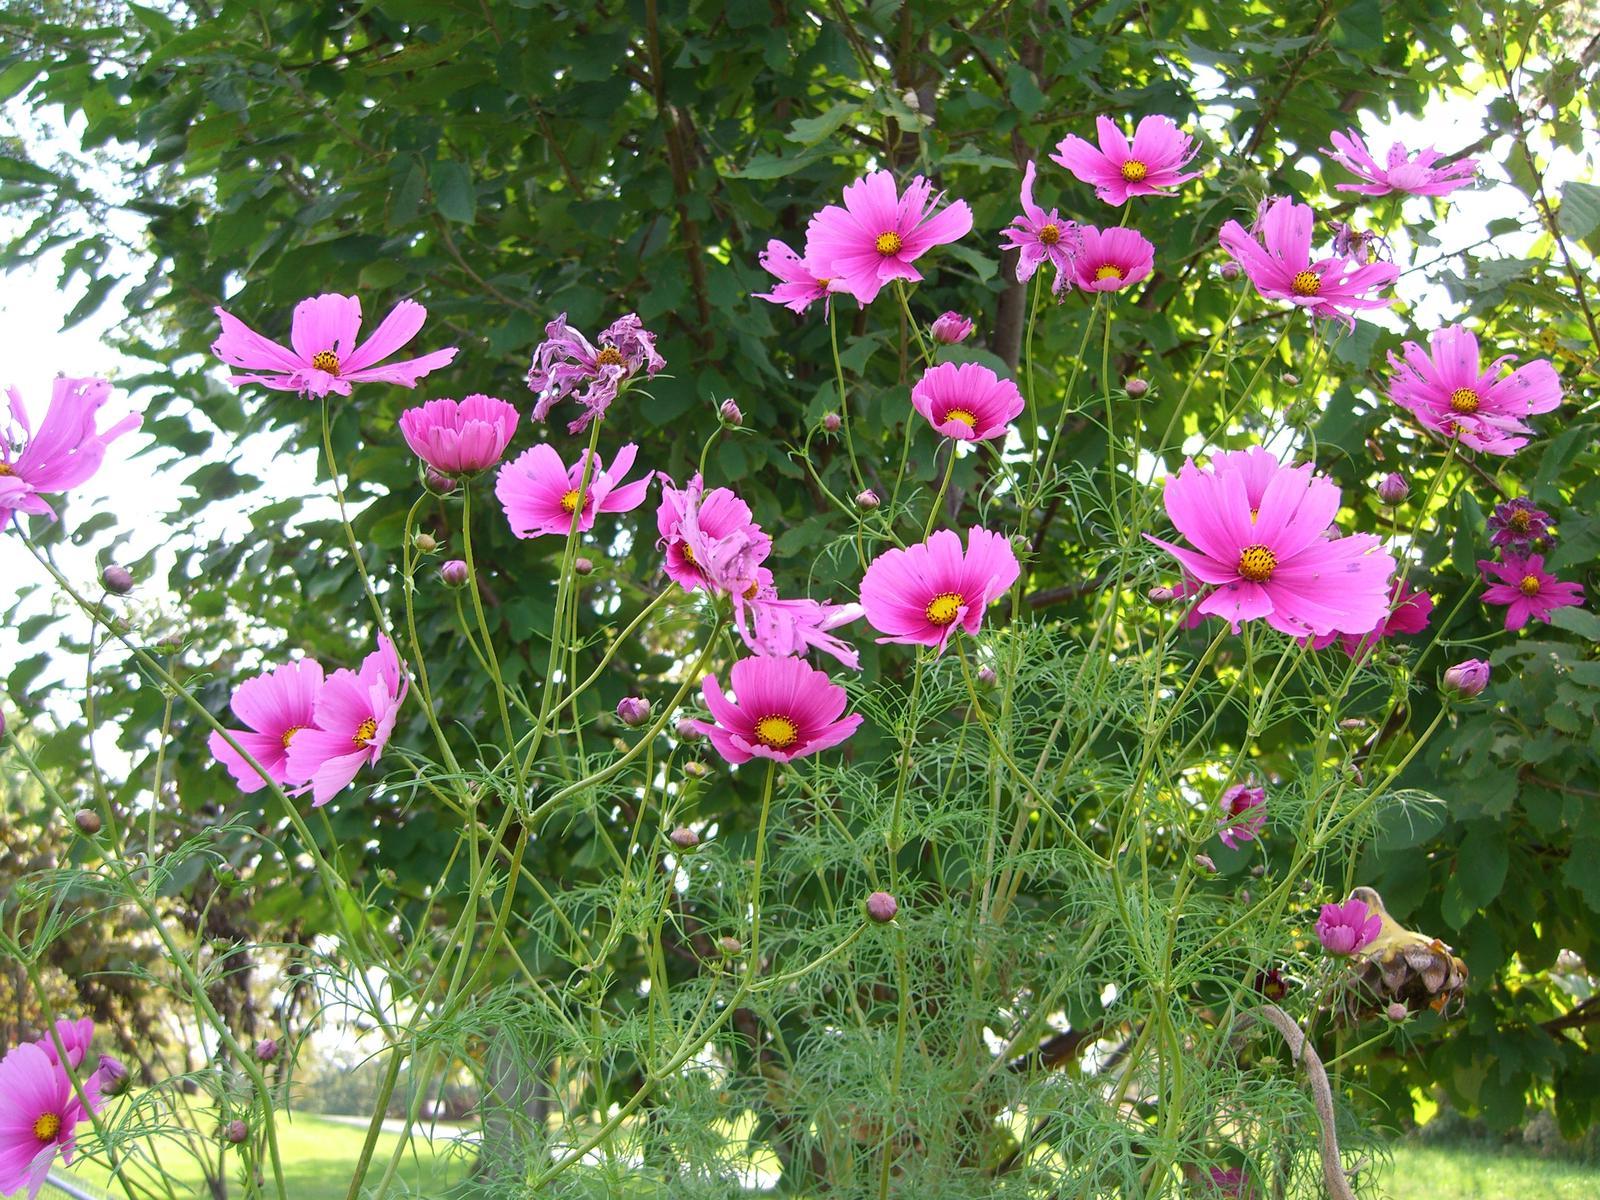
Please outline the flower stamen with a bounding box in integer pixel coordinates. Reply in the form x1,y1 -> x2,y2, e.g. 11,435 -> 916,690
34,1112 -> 62,1142
560,489 -> 583,514
1237,545 -> 1277,582
925,591 -> 964,627
1039,223 -> 1062,246
1449,387 -> 1480,414
1120,160 -> 1148,183
311,350 -> 340,374
1290,270 -> 1321,297
1519,575 -> 1542,597
280,725 -> 305,750
594,346 -> 625,369
943,408 -> 978,428
1094,264 -> 1125,282
754,714 -> 799,749
874,231 -> 904,256
354,717 -> 378,747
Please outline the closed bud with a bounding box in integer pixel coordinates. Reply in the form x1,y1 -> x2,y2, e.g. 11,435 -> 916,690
719,399 -> 743,426
101,564 -> 134,595
865,891 -> 899,923
424,469 -> 458,496
1281,373 -> 1299,386
156,633 -> 183,654
822,412 -> 842,433
1442,658 -> 1490,700
94,1055 -> 130,1097
676,718 -> 702,741
1219,261 -> 1241,281
1147,585 -> 1178,604
718,936 -> 743,956
74,809 -> 102,836
255,1038 -> 279,1063
1249,864 -> 1265,878
1376,472 -> 1409,505
855,489 -> 880,510
617,697 -> 651,728
439,559 -> 469,588
412,532 -> 438,554
668,827 -> 699,850
930,311 -> 974,345
574,556 -> 594,576
1124,377 -> 1148,398
1386,1002 -> 1409,1023
977,666 -> 998,687
225,1119 -> 249,1145
377,867 -> 397,886
1194,854 -> 1217,874
684,760 -> 711,779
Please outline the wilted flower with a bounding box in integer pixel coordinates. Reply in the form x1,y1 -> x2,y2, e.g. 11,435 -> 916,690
1376,472 -> 1409,505
684,656 -> 862,765
1442,659 -> 1490,699
805,170 -> 973,304
1388,324 -> 1562,455
865,891 -> 899,923
655,474 -> 771,596
1,377 -> 142,533
527,312 -> 664,434
1217,783 -> 1267,850
616,697 -> 652,728
1000,161 -> 1082,291
1486,498 -> 1554,552
930,312 -> 973,344
398,394 -> 520,476
1050,114 -> 1201,205
1323,128 -> 1479,197
1315,896 -> 1382,956
93,1055 -> 129,1098
910,361 -> 1024,442
733,570 -> 864,671
860,527 -> 1020,655
1478,554 -> 1583,630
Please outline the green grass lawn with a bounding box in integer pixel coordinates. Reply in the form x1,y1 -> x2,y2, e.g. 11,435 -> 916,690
1380,1141 -> 1600,1200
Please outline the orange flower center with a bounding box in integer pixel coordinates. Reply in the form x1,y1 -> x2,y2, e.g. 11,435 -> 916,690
1237,545 -> 1277,582
561,489 -> 583,514
1290,270 -> 1321,297
875,231 -> 903,256
594,346 -> 625,368
311,350 -> 340,374
1509,509 -> 1532,532
0,462 -> 13,476
943,408 -> 978,428
744,580 -> 760,600
1519,575 -> 1542,597
34,1112 -> 62,1142
1094,264 -> 1125,282
1120,160 -> 1149,183
1449,387 -> 1480,414
354,717 -> 378,747
1039,223 -> 1062,246
925,591 -> 964,626
754,714 -> 798,749
280,725 -> 305,750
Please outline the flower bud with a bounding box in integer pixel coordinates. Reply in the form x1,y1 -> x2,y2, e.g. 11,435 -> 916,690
225,1119 -> 249,1145
822,412 -> 842,433
1386,1002 -> 1410,1023
1219,262 -> 1241,281
95,1055 -> 130,1097
1280,373 -> 1299,386
683,760 -> 710,779
1194,853 -> 1217,874
157,633 -> 183,654
617,697 -> 651,727
855,489 -> 880,511
255,1038 -> 279,1063
930,311 -> 974,345
1376,472 -> 1409,505
101,564 -> 134,595
719,399 -> 743,426
1124,378 -> 1148,398
574,556 -> 594,576
675,717 -> 702,741
424,469 -> 458,496
865,891 -> 899,923
668,827 -> 699,850
439,559 -> 469,588
1442,659 -> 1490,700
74,809 -> 102,836
718,935 -> 743,956
413,532 -> 439,554
977,666 -> 998,687
1147,585 -> 1177,604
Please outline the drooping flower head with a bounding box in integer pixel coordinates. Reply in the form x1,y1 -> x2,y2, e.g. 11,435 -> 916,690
1486,498 -> 1555,553
999,161 -> 1082,291
1146,452 -> 1396,638
398,395 -> 519,478
495,443 -> 651,539
684,655 -> 863,765
804,170 -> 973,305
655,474 -> 771,595
1218,197 -> 1398,329
733,568 -> 864,671
1315,896 -> 1382,956
1478,554 -> 1583,631
286,635 -> 408,807
753,239 -> 836,315
0,1040 -> 99,1200
212,294 -> 457,398
1387,324 -> 1562,455
526,313 -> 664,435
207,658 -> 325,794
0,377 -> 141,532
930,312 -> 974,345
1217,783 -> 1267,850
859,527 -> 1021,655
1050,114 -> 1201,205
910,362 -> 1024,442
1073,226 -> 1155,294
1311,580 -> 1433,658
1322,129 -> 1479,197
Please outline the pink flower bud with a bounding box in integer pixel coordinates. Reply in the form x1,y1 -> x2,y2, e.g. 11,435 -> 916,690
676,717 -> 702,740
1194,853 -> 1217,874
977,666 -> 998,687
74,809 -> 102,836
574,556 -> 595,576
1442,659 -> 1490,699
865,891 -> 899,923
1147,585 -> 1178,604
719,399 -> 743,426
439,559 -> 469,588
617,697 -> 651,727
1376,472 -> 1409,505
424,469 -> 458,495
718,935 -> 743,956
1219,262 -> 1241,281
1386,1002 -> 1409,1023
668,827 -> 699,850
94,1055 -> 130,1097
255,1038 -> 279,1063
1280,373 -> 1299,386
822,412 -> 842,433
930,312 -> 974,345
225,1119 -> 249,1145
855,489 -> 880,510
1124,378 -> 1148,398
102,564 -> 134,595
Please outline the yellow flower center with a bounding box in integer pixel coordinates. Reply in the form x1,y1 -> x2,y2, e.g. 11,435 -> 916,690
1120,160 -> 1149,183
280,725 -> 305,750
1237,544 -> 1277,582
1290,270 -> 1321,297
744,580 -> 760,600
594,346 -> 625,368
1094,264 -> 1125,282
34,1112 -> 62,1142
1519,574 -> 1542,597
754,714 -> 798,749
1039,223 -> 1062,246
311,350 -> 340,374
561,489 -> 583,514
1449,387 -> 1480,414
354,717 -> 378,747
875,231 -> 903,256
680,542 -> 698,566
1509,509 -> 1532,532
943,408 -> 978,428
925,591 -> 964,627
0,461 -> 13,476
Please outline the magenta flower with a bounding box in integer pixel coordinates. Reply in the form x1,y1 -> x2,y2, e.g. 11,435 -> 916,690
0,377 -> 141,532
1487,498 -> 1555,553
1073,226 -> 1155,294
212,294 -> 457,398
1315,897 -> 1382,956
496,442 -> 651,539
1478,554 -> 1583,631
527,313 -> 664,435
684,655 -> 863,765
207,658 -> 325,794
1050,114 -> 1200,205
0,1040 -> 99,1200
1217,783 -> 1267,850
859,527 -> 1021,655
910,362 -> 1024,442
1147,453 -> 1396,638
398,394 -> 519,477
1323,129 -> 1479,197
733,569 -> 864,671
286,635 -> 408,807
930,312 -> 974,345
999,161 -> 1082,290
753,239 -> 836,315
1387,324 -> 1562,455
804,170 -> 973,305
655,474 -> 772,595
35,1020 -> 94,1071
1218,197 -> 1399,330
1311,580 -> 1434,657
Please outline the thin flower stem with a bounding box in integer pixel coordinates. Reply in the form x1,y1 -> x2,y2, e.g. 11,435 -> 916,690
461,483 -> 521,789
829,301 -> 869,496
748,759 -> 779,974
922,441 -> 957,539
319,397 -> 391,637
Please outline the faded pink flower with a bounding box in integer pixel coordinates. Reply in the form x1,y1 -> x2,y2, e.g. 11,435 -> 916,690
911,361 -> 1024,442
0,377 -> 141,532
1478,553 -> 1583,631
999,161 -> 1082,290
684,655 -> 863,765
733,568 -> 864,671
1050,114 -> 1201,205
1487,498 -> 1555,553
1217,783 -> 1267,851
526,313 -> 664,435
0,1039 -> 100,1199
496,442 -> 651,539
655,474 -> 771,595
1315,897 -> 1381,956
212,294 -> 457,397
1387,324 -> 1562,455
286,635 -> 408,807
1073,226 -> 1155,293
398,394 -> 519,477
207,658 -> 325,794
859,527 -> 1020,655
804,170 -> 973,305
753,238 -> 836,315
1323,129 -> 1479,197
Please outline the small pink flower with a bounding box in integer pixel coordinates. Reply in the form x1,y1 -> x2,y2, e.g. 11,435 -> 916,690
1387,324 -> 1562,455
859,527 -> 1020,655
212,294 -> 457,398
1217,783 -> 1267,850
1218,197 -> 1398,330
526,313 -> 664,435
496,443 -> 651,539
804,170 -> 973,305
35,1020 -> 94,1071
1050,114 -> 1201,205
930,312 -> 974,344
753,239 -> 836,315
207,658 -> 325,794
0,377 -> 141,532
1315,897 -> 1382,956
0,1040 -> 99,1199
999,161 -> 1082,290
1323,129 -> 1479,197
684,655 -> 863,765
910,361 -> 1024,442
655,474 -> 772,595
733,568 -> 864,671
1073,226 -> 1155,293
286,635 -> 408,808
398,394 -> 519,477
1478,554 -> 1583,631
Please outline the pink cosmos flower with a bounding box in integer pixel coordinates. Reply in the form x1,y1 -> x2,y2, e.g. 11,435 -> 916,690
1310,580 -> 1433,657
1315,897 -> 1382,956
1323,129 -> 1479,197
1217,783 -> 1267,851
527,313 -> 664,435
286,635 -> 408,808
35,1020 -> 93,1071
859,527 -> 1021,655
496,443 -> 651,539
733,568 -> 864,671
0,377 -> 141,532
655,474 -> 772,595
1387,324 -> 1562,455
1147,454 -> 1396,638
910,362 -> 1025,442
1073,226 -> 1155,293
398,395 -> 519,477
1478,554 -> 1584,631
684,655 -> 863,765
804,170 -> 973,305
0,1040 -> 99,1200
753,239 -> 836,315
1218,197 -> 1399,330
999,161 -> 1082,291
207,658 -> 325,794
1050,114 -> 1201,205
212,294 -> 457,398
